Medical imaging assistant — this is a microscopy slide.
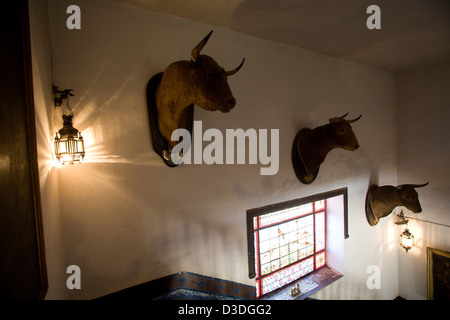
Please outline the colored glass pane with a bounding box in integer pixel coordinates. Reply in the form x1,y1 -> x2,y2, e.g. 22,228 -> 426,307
315,199 -> 325,211
254,199 -> 327,298
315,251 -> 326,269
315,211 -> 325,252
259,203 -> 313,228
260,257 -> 314,296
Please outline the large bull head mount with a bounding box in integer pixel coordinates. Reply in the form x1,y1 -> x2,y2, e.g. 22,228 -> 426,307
365,182 -> 429,226
146,30 -> 245,167
292,113 -> 362,184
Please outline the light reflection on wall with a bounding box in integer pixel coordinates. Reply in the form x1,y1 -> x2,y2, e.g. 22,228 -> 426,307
50,100 -> 163,167
399,218 -> 422,256
386,213 -> 397,252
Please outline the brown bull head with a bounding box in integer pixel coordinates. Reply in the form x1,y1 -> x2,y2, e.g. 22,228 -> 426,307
328,113 -> 361,151
365,182 -> 429,226
150,31 -> 244,165
187,30 -> 245,112
292,113 -> 362,184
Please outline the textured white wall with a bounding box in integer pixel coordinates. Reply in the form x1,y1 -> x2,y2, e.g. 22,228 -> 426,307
33,0 -> 398,299
29,0 -> 69,300
324,195 -> 345,275
396,62 -> 450,299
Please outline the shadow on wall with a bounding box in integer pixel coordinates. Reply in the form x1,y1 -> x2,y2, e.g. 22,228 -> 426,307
231,0 -> 369,54
143,200 -> 250,280
54,160 -> 252,298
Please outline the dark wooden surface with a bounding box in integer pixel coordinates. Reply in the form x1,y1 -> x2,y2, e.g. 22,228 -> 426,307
0,0 -> 48,299
146,72 -> 194,167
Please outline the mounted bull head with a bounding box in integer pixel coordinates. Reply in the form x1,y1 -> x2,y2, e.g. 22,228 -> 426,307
146,30 -> 245,166
365,182 -> 429,226
292,113 -> 362,184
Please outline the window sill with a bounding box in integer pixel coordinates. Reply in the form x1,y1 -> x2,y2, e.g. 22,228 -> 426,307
259,266 -> 342,300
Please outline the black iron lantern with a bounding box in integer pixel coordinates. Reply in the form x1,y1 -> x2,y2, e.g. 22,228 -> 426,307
53,87 -> 85,165
395,210 -> 415,253
54,114 -> 85,165
399,224 -> 415,253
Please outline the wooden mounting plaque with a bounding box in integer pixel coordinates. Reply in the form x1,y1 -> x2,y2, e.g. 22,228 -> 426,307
146,72 -> 194,167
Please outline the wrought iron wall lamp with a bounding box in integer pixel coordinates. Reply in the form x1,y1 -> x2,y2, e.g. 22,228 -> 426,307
53,86 -> 85,165
395,210 -> 415,253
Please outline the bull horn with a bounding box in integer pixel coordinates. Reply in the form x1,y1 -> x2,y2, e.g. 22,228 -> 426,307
191,30 -> 213,62
410,182 -> 429,189
225,58 -> 245,76
346,114 -> 362,123
329,112 -> 349,123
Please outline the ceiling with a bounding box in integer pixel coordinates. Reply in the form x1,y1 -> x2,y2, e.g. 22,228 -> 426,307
113,0 -> 450,73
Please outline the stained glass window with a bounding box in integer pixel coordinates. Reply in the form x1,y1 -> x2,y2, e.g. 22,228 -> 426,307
250,200 -> 327,298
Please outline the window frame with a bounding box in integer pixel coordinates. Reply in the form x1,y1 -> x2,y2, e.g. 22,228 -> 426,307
246,188 -> 348,298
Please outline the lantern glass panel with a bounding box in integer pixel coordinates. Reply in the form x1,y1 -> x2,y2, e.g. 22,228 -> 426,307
54,133 -> 85,165
400,229 -> 414,252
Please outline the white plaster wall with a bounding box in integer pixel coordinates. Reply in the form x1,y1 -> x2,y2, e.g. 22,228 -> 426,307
396,62 -> 450,299
29,0 -> 70,300
324,195 -> 345,275
37,0 -> 398,299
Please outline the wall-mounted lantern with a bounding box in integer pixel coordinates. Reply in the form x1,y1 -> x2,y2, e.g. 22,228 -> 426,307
395,210 -> 415,253
399,226 -> 415,253
53,86 -> 85,165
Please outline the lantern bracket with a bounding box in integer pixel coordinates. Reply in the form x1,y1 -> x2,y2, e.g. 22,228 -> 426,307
395,210 -> 409,225
53,85 -> 74,108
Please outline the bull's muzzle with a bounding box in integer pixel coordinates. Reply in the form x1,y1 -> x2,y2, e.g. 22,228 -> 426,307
224,97 -> 236,112
229,97 -> 236,107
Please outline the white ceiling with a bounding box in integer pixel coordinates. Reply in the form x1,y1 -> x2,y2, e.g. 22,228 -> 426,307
113,0 -> 450,73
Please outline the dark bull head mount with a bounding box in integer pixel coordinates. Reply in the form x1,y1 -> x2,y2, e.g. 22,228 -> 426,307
146,30 -> 245,167
292,113 -> 362,184
365,182 -> 429,226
